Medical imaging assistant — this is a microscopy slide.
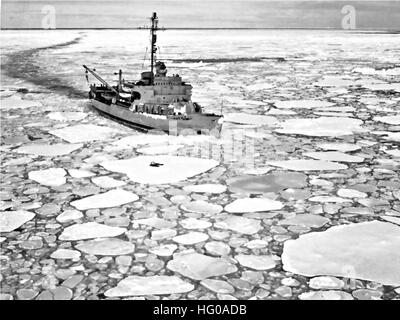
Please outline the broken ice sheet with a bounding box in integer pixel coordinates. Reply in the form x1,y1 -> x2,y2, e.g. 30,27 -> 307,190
0,96 -> 41,110
304,151 -> 364,163
267,160 -> 348,171
316,142 -> 361,152
101,156 -> 219,184
374,115 -> 400,125
0,210 -> 35,232
67,169 -> 96,178
70,189 -> 138,210
49,124 -> 120,143
275,117 -> 366,137
282,221 -> 400,286
28,168 -> 67,187
353,67 -> 400,77
362,83 -> 400,92
47,111 -> 87,122
111,133 -> 213,150
105,276 -> 194,297
224,113 -> 278,126
382,148 -> 400,158
136,144 -> 183,155
167,252 -> 237,280
225,198 -> 284,213
273,100 -> 335,109
315,76 -> 356,88
228,172 -> 307,194
59,222 -> 126,241
246,82 -> 274,91
15,143 -> 83,157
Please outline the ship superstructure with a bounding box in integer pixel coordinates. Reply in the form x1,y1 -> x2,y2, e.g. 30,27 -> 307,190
84,12 -> 223,134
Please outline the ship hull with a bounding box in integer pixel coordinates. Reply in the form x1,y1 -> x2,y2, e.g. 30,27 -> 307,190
90,99 -> 223,135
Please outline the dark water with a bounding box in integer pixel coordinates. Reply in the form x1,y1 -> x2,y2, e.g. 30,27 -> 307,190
1,35 -> 87,98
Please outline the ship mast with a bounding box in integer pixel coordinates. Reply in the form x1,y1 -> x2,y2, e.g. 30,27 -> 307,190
150,12 -> 158,85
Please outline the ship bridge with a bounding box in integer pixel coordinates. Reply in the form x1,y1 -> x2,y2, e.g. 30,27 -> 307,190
129,61 -> 193,105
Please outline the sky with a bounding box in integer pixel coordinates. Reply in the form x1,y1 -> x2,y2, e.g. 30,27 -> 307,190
1,0 -> 400,30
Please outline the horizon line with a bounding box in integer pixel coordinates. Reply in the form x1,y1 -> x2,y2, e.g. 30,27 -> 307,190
2,27 -> 400,32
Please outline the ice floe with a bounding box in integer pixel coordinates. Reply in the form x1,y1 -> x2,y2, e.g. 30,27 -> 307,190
3,156 -> 33,166
308,196 -> 352,203
384,132 -> 400,142
204,241 -> 231,256
50,249 -> 81,260
59,222 -> 126,241
245,240 -> 269,249
353,67 -> 400,76
167,252 -> 237,280
172,232 -> 209,245
149,244 -> 178,257
214,216 -> 262,235
0,96 -> 41,110
91,176 -> 126,189
105,275 -> 194,297
235,254 -> 276,270
304,151 -> 364,163
225,198 -> 284,213
337,189 -> 367,198
183,184 -> 227,194
180,218 -> 212,229
282,221 -> 400,286
151,229 -> 177,240
112,133 -> 212,150
70,189 -> 138,210
67,169 -> 95,178
135,218 -> 176,229
362,83 -> 400,92
228,172 -> 307,194
101,156 -> 219,184
267,160 -> 348,171
316,143 -> 361,152
56,210 -> 83,223
383,149 -> 400,158
28,168 -> 66,187
200,279 -> 234,294
0,210 -> 35,232
273,100 -> 335,109
275,117 -> 365,137
15,143 -> 83,157
315,76 -> 355,88
313,111 -> 353,118
49,124 -> 119,143
382,216 -> 400,226
247,83 -> 274,91
309,276 -> 344,290
75,238 -> 135,256
279,214 -> 330,228
224,113 -> 278,126
181,200 -> 223,215
266,108 -> 297,116
112,134 -> 171,149
374,115 -> 400,125
240,166 -> 273,175
136,145 -> 183,155
299,291 -> 353,300
47,112 -> 87,122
